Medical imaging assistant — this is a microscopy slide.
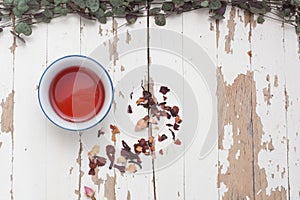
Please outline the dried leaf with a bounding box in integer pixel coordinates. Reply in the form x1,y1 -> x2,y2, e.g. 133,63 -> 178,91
84,186 -> 95,198
135,118 -> 148,131
126,164 -> 137,173
159,86 -> 170,95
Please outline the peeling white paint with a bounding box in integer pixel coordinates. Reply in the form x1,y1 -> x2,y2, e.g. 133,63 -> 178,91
223,124 -> 234,149
235,149 -> 240,160
219,182 -> 228,198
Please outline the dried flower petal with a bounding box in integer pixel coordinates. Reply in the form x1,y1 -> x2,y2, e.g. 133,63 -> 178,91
106,145 -> 115,169
110,124 -> 120,134
84,186 -> 95,198
88,168 -> 96,176
159,149 -> 164,155
159,86 -> 170,95
174,138 -> 182,145
136,97 -> 145,104
135,118 -> 148,131
117,156 -> 127,164
175,115 -> 182,124
126,163 -> 137,173
130,91 -> 133,100
88,145 -> 100,158
163,96 -> 167,101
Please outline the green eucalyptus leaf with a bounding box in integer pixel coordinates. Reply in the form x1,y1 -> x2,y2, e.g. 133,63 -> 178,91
200,0 -> 209,7
3,0 -> 13,7
105,11 -> 113,17
99,16 -> 107,24
296,25 -> 300,33
15,22 -> 32,36
249,7 -> 266,15
154,14 -> 166,26
162,2 -> 175,12
100,3 -> 107,11
149,7 -> 161,15
41,0 -> 51,7
110,0 -> 124,7
86,0 -> 100,12
283,8 -> 290,17
54,0 -> 68,5
54,6 -> 62,14
209,0 -> 222,10
210,14 -> 224,20
71,0 -> 85,9
43,9 -> 54,18
94,8 -> 105,19
13,8 -> 23,17
42,17 -> 52,23
172,0 -> 184,5
60,8 -> 69,15
17,1 -> 29,13
257,15 -> 265,24
112,7 -> 126,15
28,0 -> 40,10
291,0 -> 299,6
125,14 -> 137,24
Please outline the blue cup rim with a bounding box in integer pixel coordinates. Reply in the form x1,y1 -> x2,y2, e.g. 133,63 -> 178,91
38,54 -> 114,131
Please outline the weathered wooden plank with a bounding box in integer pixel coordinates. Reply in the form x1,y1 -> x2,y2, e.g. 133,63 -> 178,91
0,27 -> 15,200
45,15 -> 82,200
284,25 -> 300,199
13,22 -> 48,200
251,18 -> 288,199
182,10 -> 218,200
79,15 -> 158,200
217,7 -> 253,200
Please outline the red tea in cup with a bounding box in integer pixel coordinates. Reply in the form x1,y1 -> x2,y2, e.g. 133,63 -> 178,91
49,66 -> 105,123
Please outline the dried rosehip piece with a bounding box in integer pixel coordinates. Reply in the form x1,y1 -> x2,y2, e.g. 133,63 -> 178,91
127,105 -> 133,114
158,134 -> 168,142
173,123 -> 180,131
170,106 -> 179,117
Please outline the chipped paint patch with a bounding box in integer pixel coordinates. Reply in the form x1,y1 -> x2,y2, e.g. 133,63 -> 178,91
121,65 -> 125,72
225,7 -> 236,54
216,21 -> 220,48
104,174 -> 116,200
92,168 -> 103,191
109,19 -> 119,66
274,75 -> 278,87
1,91 -> 14,133
127,190 -> 131,200
126,30 -> 131,44
284,87 -> 289,111
69,167 -> 74,175
263,75 -> 272,105
217,68 -> 287,199
268,138 -> 274,151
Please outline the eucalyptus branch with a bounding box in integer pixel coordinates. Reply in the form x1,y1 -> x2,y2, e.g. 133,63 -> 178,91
0,0 -> 299,40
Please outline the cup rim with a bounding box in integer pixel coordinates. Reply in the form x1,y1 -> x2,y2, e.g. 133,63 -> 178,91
38,54 -> 114,131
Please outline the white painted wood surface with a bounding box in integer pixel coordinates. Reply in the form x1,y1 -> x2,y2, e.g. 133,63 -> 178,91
1,7 -> 300,200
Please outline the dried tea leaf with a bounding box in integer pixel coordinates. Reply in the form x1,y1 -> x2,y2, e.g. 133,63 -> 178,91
158,134 -> 168,142
114,164 -> 126,173
159,86 -> 170,95
175,115 -> 182,124
173,123 -> 180,131
170,106 -> 179,117
127,105 -> 133,113
86,0 -> 100,12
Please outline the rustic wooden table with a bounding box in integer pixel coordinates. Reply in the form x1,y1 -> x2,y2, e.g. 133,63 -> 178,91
1,8 -> 300,200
